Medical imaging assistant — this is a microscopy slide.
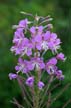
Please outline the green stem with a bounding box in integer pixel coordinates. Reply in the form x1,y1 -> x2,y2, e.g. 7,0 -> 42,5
34,89 -> 39,108
33,69 -> 40,108
40,75 -> 54,107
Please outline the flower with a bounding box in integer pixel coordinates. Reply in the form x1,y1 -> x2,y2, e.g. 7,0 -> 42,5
18,19 -> 28,30
13,29 -> 24,44
15,58 -> 29,73
55,70 -> 64,80
9,14 -> 66,108
10,15 -> 65,93
30,57 -> 45,71
46,57 -> 57,74
9,73 -> 17,80
40,31 -> 50,51
56,53 -> 66,61
48,33 -> 61,54
26,76 -> 34,87
30,26 -> 43,37
20,38 -> 33,56
31,30 -> 61,53
11,37 -> 33,56
10,29 -> 25,55
31,31 -> 50,51
31,34 -> 42,50
38,81 -> 44,90
12,19 -> 28,31
30,26 -> 36,36
30,26 -> 44,50
47,24 -> 53,30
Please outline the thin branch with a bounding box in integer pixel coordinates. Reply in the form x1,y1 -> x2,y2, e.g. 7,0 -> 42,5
10,98 -> 24,108
41,82 -> 61,108
50,82 -> 61,92
30,87 -> 35,108
40,75 -> 54,107
17,76 -> 32,101
20,11 -> 34,17
39,18 -> 53,25
62,99 -> 71,108
47,92 -> 51,108
51,83 -> 71,104
17,76 -> 33,108
41,92 -> 51,108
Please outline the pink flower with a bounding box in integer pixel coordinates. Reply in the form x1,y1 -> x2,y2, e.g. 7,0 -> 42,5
20,38 -> 33,56
30,57 -> 45,71
26,76 -> 34,87
38,81 -> 45,90
15,58 -> 29,73
18,19 -> 28,30
56,53 -> 66,61
48,33 -> 61,53
30,26 -> 43,37
55,70 -> 64,80
46,58 -> 57,74
11,37 -> 33,56
9,73 -> 17,80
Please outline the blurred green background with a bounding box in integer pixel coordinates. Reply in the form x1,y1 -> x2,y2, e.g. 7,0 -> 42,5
0,0 -> 71,108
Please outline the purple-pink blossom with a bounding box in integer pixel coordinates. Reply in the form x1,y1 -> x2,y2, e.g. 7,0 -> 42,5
56,53 -> 65,61
9,73 -> 17,80
38,81 -> 45,90
18,19 -> 28,30
9,14 -> 66,108
20,38 -> 33,56
15,58 -> 29,73
11,37 -> 33,56
55,70 -> 64,80
30,30 -> 61,53
26,76 -> 34,87
13,29 -> 24,44
10,15 -> 65,91
30,57 -> 45,71
30,26 -> 43,37
45,57 -> 57,74
48,33 -> 61,53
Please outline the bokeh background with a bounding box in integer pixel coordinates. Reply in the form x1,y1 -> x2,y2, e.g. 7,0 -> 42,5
0,0 -> 71,108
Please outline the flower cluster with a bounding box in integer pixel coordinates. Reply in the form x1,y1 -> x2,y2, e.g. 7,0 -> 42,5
9,15 -> 66,91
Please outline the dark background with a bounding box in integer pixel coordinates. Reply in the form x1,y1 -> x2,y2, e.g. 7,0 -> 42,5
0,0 -> 71,108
